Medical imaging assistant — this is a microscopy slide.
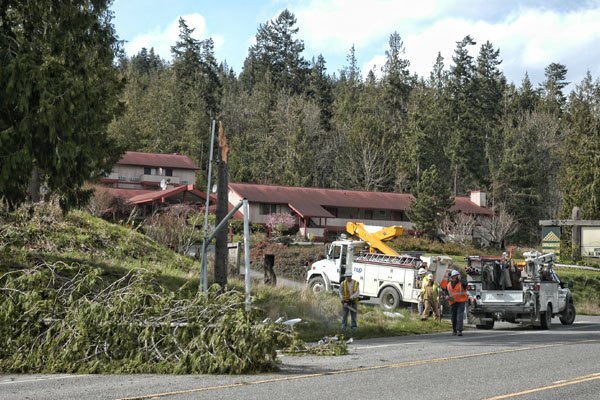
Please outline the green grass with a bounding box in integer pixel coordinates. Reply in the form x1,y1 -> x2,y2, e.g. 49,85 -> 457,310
555,267 -> 600,315
234,277 -> 451,342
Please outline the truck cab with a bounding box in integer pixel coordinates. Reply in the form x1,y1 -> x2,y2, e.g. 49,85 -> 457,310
306,240 -> 368,293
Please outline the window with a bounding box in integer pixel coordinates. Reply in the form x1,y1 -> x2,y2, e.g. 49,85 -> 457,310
165,169 -> 173,177
373,210 -> 389,220
392,210 -> 406,221
144,167 -> 151,175
259,203 -> 278,215
362,209 -> 373,219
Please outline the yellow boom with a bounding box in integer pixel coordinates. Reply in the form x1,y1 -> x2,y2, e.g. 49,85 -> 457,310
345,221 -> 404,256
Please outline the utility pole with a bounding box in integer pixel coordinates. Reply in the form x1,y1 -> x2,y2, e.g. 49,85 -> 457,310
199,120 -> 216,293
214,121 -> 229,287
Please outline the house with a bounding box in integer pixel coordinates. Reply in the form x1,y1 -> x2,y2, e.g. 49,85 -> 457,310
100,151 -> 199,190
97,151 -> 210,215
228,183 -> 493,241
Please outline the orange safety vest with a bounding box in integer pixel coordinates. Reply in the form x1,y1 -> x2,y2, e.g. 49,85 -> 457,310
446,280 -> 468,304
342,279 -> 359,305
440,275 -> 449,290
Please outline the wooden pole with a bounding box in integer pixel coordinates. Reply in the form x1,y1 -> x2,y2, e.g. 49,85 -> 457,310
572,206 -> 581,261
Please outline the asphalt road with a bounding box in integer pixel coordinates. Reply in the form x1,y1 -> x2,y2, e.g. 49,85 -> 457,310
2,316 -> 600,400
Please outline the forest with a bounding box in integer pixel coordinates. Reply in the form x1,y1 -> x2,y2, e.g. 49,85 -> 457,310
109,10 -> 600,245
2,4 -> 600,245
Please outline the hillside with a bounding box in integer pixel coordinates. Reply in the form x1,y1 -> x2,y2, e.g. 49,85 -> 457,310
0,201 -> 295,374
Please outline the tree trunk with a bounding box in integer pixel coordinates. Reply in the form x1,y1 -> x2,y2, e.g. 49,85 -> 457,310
453,164 -> 458,196
214,122 -> 229,287
264,254 -> 276,286
28,163 -> 41,203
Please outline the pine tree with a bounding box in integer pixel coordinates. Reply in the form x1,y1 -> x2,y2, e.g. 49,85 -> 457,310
475,41 -> 506,177
0,0 -> 123,210
447,35 -> 482,195
240,9 -> 308,94
407,167 -> 454,236
560,72 -> 600,219
306,55 -> 334,131
539,62 -> 569,115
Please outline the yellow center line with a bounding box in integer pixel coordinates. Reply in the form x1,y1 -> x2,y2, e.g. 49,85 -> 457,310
484,372 -> 600,399
115,339 -> 600,400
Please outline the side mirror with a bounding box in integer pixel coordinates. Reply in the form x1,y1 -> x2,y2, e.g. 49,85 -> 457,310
567,280 -> 574,289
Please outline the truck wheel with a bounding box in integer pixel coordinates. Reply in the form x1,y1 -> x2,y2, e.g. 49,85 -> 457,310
540,304 -> 552,330
308,276 -> 326,294
476,317 -> 494,330
559,302 -> 576,325
379,287 -> 401,311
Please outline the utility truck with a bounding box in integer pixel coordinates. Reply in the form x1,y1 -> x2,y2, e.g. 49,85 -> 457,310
306,222 -> 452,310
467,251 -> 576,329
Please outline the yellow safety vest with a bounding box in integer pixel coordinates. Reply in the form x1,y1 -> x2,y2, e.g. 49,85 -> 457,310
342,280 -> 359,305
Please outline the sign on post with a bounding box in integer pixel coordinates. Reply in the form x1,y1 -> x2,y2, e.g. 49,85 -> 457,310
542,226 -> 561,255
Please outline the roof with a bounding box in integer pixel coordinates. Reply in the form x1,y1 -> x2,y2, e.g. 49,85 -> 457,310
127,185 -> 208,205
117,151 -> 199,170
94,187 -> 155,200
96,185 -> 212,206
229,183 -> 493,217
451,197 -> 494,215
229,183 -> 412,218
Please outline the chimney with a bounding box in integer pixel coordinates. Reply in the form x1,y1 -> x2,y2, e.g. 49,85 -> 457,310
470,190 -> 486,207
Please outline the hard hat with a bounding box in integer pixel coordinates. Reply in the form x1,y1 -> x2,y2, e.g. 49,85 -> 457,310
427,273 -> 434,279
343,270 -> 353,277
418,267 -> 426,275
451,270 -> 460,277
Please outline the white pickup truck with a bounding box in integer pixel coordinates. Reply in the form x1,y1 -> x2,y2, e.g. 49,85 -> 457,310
467,252 -> 576,329
306,239 -> 452,310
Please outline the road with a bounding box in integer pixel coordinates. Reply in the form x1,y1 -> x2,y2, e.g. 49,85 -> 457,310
2,316 -> 600,400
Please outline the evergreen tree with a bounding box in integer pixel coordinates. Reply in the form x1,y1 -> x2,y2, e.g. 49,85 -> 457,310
493,113 -> 546,243
560,72 -> 600,219
407,167 -> 454,236
446,35 -> 482,195
0,0 -> 123,210
306,55 -> 334,131
539,62 -> 569,115
475,41 -> 506,176
240,9 -> 308,94
382,32 -> 412,130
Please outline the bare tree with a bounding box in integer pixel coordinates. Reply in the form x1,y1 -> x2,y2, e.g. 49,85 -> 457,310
441,212 -> 478,245
143,204 -> 203,254
478,203 -> 519,248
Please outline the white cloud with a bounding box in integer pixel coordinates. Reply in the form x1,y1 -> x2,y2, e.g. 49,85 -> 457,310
124,13 -> 224,60
292,0 -> 600,86
295,0 -> 442,53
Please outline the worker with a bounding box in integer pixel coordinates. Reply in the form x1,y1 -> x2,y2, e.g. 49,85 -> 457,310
443,269 -> 469,336
416,267 -> 428,314
339,270 -> 360,332
421,273 -> 441,321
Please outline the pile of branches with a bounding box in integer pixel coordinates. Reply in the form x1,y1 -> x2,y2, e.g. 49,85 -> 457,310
0,262 -> 294,374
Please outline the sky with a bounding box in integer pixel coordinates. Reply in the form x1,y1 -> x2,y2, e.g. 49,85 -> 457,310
110,0 -> 600,91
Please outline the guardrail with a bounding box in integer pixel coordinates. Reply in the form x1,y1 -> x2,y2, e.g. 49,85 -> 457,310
555,263 -> 600,271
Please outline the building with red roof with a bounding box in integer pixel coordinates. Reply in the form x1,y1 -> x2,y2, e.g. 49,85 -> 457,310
100,151 -> 199,190
96,152 -> 209,216
228,182 -> 492,241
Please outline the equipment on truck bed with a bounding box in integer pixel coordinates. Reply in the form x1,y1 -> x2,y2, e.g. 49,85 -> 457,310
467,251 -> 576,329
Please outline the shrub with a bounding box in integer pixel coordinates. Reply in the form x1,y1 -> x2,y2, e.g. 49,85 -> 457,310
266,213 -> 296,236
